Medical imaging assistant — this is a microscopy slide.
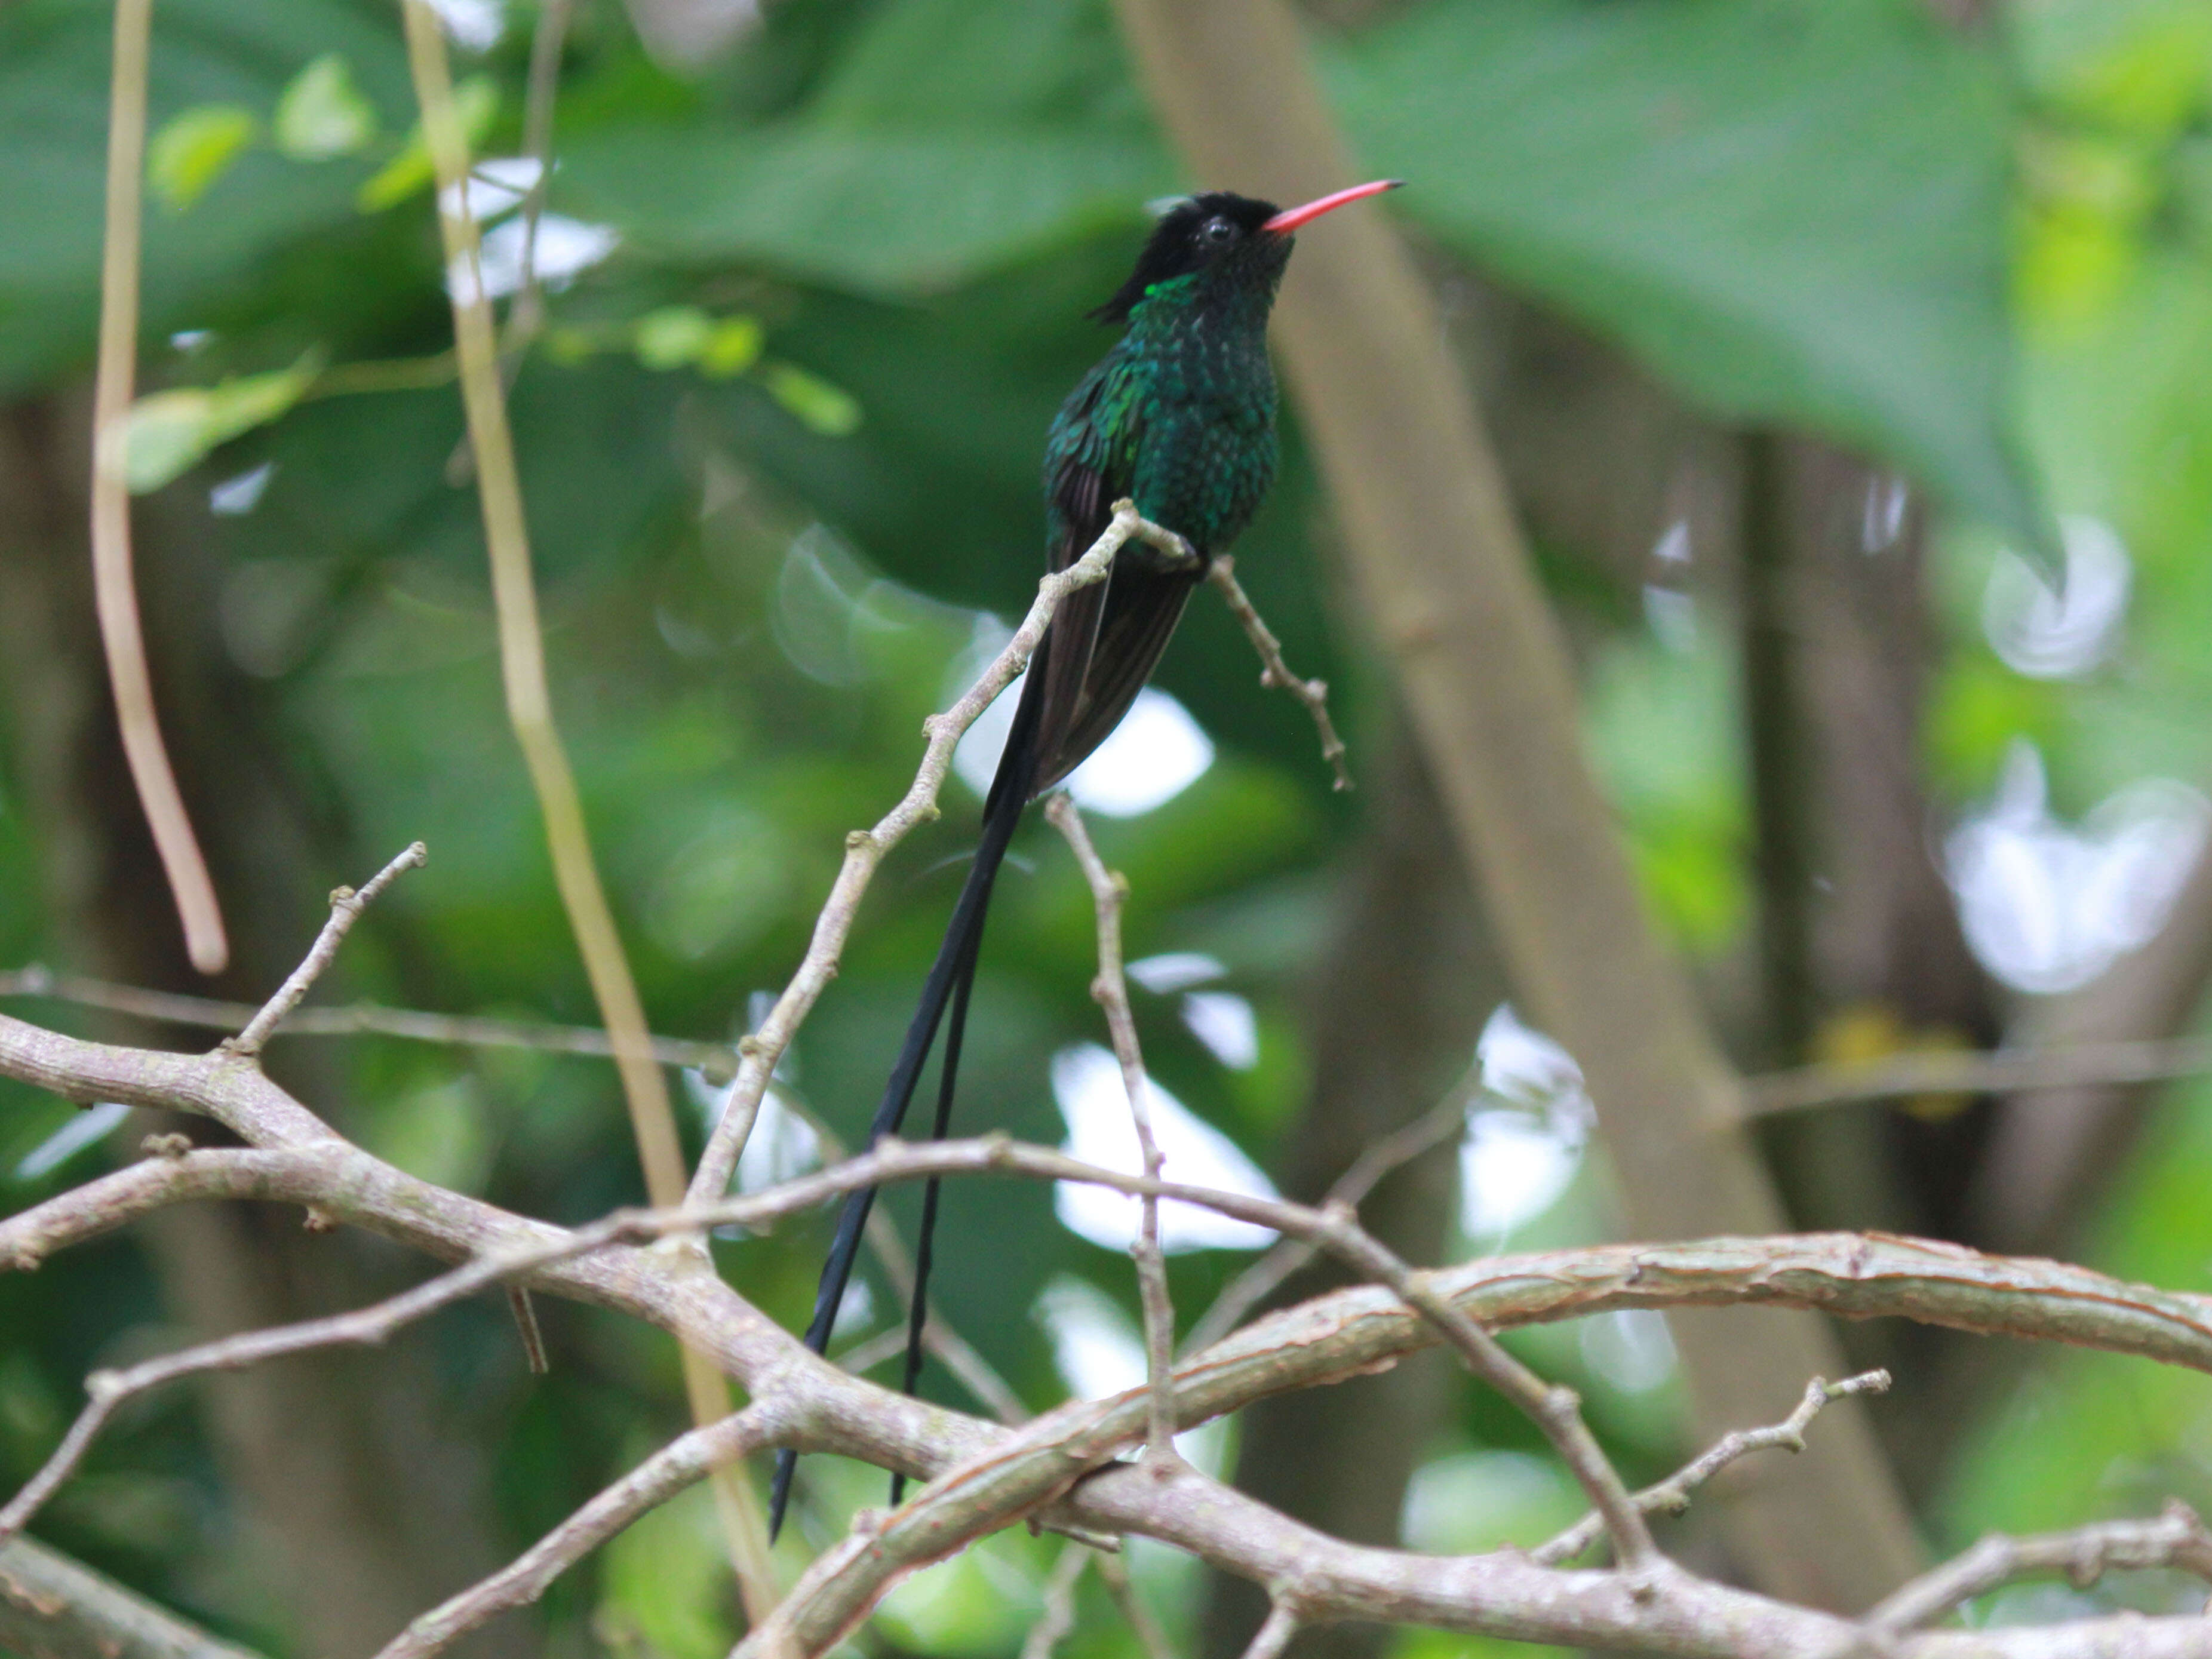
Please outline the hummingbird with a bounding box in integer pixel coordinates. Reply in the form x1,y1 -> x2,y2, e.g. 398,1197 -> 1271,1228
770,180 -> 1403,1537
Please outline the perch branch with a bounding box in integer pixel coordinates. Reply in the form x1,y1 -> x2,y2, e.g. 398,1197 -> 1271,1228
0,1534 -> 265,1659
685,498 -> 1194,1209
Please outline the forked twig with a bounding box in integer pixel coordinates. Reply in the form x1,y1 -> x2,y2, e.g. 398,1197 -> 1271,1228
1532,1369 -> 1891,1565
1864,1501 -> 2212,1635
1184,1088 -> 1468,1356
228,844 -> 425,1057
1047,793 -> 1180,1466
1209,555 -> 1350,791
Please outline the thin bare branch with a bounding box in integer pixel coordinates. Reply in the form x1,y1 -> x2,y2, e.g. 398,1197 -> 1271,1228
1746,1037 -> 2212,1116
1093,1552 -> 1174,1659
0,965 -> 738,1073
1184,1087 -> 1468,1356
685,498 -> 1193,1209
228,844 -> 425,1056
1047,793 -> 1180,1466
1017,1541 -> 1093,1659
1534,1371 -> 1892,1566
374,1406 -> 776,1659
1239,1602 -> 1301,1659
1867,1502 -> 2212,1635
1208,554 -> 1350,791
90,0 -> 227,974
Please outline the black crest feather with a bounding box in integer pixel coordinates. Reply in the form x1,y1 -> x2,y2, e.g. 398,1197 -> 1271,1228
1089,191 -> 1280,324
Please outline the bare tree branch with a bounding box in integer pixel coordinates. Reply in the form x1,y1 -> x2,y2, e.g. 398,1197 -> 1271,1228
374,1406 -> 779,1659
1239,1602 -> 1301,1659
18,998 -> 2212,1657
1534,1370 -> 1893,1566
228,844 -> 425,1056
1047,793 -> 1182,1466
0,964 -> 740,1072
1867,1502 -> 2212,1635
684,497 -> 1196,1211
1,1534 -> 264,1659
1184,1087 -> 1467,1357
1207,555 -> 1351,791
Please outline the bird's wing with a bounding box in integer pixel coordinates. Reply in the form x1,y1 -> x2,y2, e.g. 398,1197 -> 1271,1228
1029,355 -> 1204,797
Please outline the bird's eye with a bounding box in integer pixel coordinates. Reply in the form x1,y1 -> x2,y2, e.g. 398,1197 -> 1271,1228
1201,216 -> 1236,245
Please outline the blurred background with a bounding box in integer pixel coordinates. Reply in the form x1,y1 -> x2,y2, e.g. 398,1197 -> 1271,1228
7,0 -> 2212,1654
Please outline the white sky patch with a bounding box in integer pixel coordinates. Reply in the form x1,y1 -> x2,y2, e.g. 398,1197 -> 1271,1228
1050,1043 -> 1277,1252
1459,1005 -> 1593,1244
1578,1308 -> 1678,1395
1983,515 -> 2130,680
1181,991 -> 1259,1070
1863,477 -> 1909,552
448,216 -> 617,305
438,157 -> 545,225
953,670 -> 1213,818
1032,1273 -> 1227,1471
208,461 -> 274,516
1126,951 -> 1225,994
16,1102 -> 129,1181
1947,741 -> 2210,995
424,0 -> 504,50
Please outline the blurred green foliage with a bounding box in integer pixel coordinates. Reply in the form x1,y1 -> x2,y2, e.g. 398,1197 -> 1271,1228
7,0 -> 2212,1654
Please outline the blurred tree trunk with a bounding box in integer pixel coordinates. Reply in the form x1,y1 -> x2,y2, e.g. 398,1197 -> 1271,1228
0,396 -> 528,1659
1111,0 -> 1924,1608
1203,718 -> 1501,1659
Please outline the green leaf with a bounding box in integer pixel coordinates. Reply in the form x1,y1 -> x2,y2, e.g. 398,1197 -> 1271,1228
274,53 -> 379,161
698,314 -> 763,377
761,361 -> 861,435
146,104 -> 259,212
358,75 -> 496,212
1335,0 -> 2057,569
632,304 -> 712,369
122,355 -> 320,492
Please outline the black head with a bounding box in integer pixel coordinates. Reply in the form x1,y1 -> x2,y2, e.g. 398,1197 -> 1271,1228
1089,191 -> 1284,325
1089,181 -> 1405,325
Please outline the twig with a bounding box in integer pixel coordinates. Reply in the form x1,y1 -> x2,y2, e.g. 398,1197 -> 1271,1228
1092,1552 -> 1173,1659
89,0 -> 228,975
401,4 -> 775,1613
1209,555 -> 1350,791
505,0 -> 572,362
1744,1037 -> 2212,1116
0,966 -> 739,1074
1865,1501 -> 2212,1635
1,1534 -> 266,1659
374,1406 -> 775,1659
227,844 -> 425,1056
1047,794 -> 1180,1465
685,499 -> 1189,1209
1239,1601 -> 1301,1659
1183,1088 -> 1468,1356
1532,1371 -> 1891,1565
1018,1541 -> 1093,1659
